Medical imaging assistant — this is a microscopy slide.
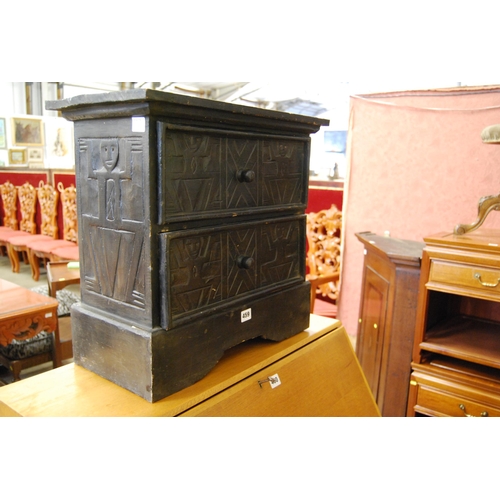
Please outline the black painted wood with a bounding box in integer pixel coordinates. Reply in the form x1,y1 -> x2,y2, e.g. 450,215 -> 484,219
47,89 -> 328,402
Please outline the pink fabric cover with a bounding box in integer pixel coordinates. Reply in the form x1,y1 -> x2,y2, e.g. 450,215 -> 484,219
27,239 -> 77,253
51,245 -> 79,261
6,234 -> 53,246
339,86 -> 500,339
0,230 -> 33,241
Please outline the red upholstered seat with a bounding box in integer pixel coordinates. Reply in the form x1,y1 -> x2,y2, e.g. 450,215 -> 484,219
51,245 -> 80,261
6,234 -> 53,246
312,298 -> 338,318
27,239 -> 76,253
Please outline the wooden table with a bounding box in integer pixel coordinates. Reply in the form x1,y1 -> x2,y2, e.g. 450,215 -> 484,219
0,315 -> 380,417
0,279 -> 61,377
46,261 -> 80,298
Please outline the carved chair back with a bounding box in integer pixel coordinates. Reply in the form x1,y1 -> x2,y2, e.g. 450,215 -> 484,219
37,181 -> 59,239
58,182 -> 78,242
306,204 -> 342,304
17,182 -> 37,234
0,181 -> 18,230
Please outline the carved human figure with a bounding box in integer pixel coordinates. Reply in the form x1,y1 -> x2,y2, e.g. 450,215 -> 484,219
100,139 -> 119,172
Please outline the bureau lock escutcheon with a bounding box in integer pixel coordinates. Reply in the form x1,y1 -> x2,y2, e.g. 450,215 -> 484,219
258,374 -> 281,389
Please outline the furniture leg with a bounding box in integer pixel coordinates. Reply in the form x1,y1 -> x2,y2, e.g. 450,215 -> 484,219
7,244 -> 21,273
52,319 -> 62,368
28,249 -> 41,281
11,362 -> 21,382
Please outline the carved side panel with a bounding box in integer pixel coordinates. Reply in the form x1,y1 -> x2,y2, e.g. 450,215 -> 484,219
160,216 -> 304,328
78,137 -> 146,316
158,125 -> 307,223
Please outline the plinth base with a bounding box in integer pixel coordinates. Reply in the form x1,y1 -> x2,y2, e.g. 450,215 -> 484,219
71,283 -> 310,402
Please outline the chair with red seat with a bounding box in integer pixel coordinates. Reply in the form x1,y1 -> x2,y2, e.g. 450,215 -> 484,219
6,181 -> 59,273
0,181 -> 19,254
27,183 -> 78,281
0,182 -> 41,269
306,204 -> 342,318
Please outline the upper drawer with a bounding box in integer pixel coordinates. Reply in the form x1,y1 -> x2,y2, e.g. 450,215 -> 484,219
429,260 -> 500,299
157,123 -> 309,224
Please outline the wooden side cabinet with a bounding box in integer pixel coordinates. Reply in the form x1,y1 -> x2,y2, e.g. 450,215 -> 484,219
407,228 -> 500,417
355,232 -> 424,416
0,315 -> 380,417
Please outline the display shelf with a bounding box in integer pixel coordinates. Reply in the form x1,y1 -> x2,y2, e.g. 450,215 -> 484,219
421,315 -> 500,369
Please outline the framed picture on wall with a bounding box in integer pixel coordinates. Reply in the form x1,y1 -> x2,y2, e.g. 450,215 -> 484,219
0,117 -> 6,149
44,116 -> 74,169
28,147 -> 44,162
11,116 -> 44,147
9,148 -> 27,165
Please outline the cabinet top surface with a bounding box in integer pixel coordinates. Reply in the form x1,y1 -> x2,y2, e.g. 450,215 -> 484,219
424,228 -> 500,253
355,232 -> 425,261
45,89 -> 329,131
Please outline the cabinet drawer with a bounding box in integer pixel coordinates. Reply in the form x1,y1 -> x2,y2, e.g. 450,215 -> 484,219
429,260 -> 500,299
158,124 -> 308,223
415,384 -> 500,417
159,215 -> 305,328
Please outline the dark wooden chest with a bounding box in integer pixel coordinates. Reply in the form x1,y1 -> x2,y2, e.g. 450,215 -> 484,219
47,89 -> 328,402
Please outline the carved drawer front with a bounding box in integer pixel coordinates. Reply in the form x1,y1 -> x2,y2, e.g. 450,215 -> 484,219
414,383 -> 500,417
159,215 -> 305,328
429,260 -> 500,299
158,124 -> 308,223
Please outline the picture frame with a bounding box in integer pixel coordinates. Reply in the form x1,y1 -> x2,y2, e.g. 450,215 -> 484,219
27,147 -> 44,162
9,148 -> 27,165
0,117 -> 6,149
44,116 -> 74,169
11,116 -> 44,147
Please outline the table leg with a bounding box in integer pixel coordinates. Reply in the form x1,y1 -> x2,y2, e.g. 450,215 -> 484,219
52,317 -> 62,368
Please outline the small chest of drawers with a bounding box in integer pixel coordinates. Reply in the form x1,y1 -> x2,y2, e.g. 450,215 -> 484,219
47,89 -> 328,402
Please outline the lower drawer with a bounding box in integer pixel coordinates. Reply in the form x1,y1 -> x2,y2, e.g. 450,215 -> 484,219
415,384 -> 500,417
411,359 -> 500,417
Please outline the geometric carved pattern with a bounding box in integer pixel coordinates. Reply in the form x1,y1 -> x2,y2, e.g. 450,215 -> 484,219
78,136 -> 145,311
163,216 -> 304,325
159,125 -> 307,223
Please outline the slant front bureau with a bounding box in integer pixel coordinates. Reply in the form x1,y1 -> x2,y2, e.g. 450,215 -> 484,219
46,89 -> 328,402
0,316 -> 380,417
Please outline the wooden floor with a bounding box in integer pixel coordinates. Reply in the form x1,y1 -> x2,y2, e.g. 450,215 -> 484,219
0,254 -> 77,385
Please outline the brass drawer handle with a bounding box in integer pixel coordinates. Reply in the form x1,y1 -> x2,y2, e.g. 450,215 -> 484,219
458,404 -> 489,417
474,272 -> 500,288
